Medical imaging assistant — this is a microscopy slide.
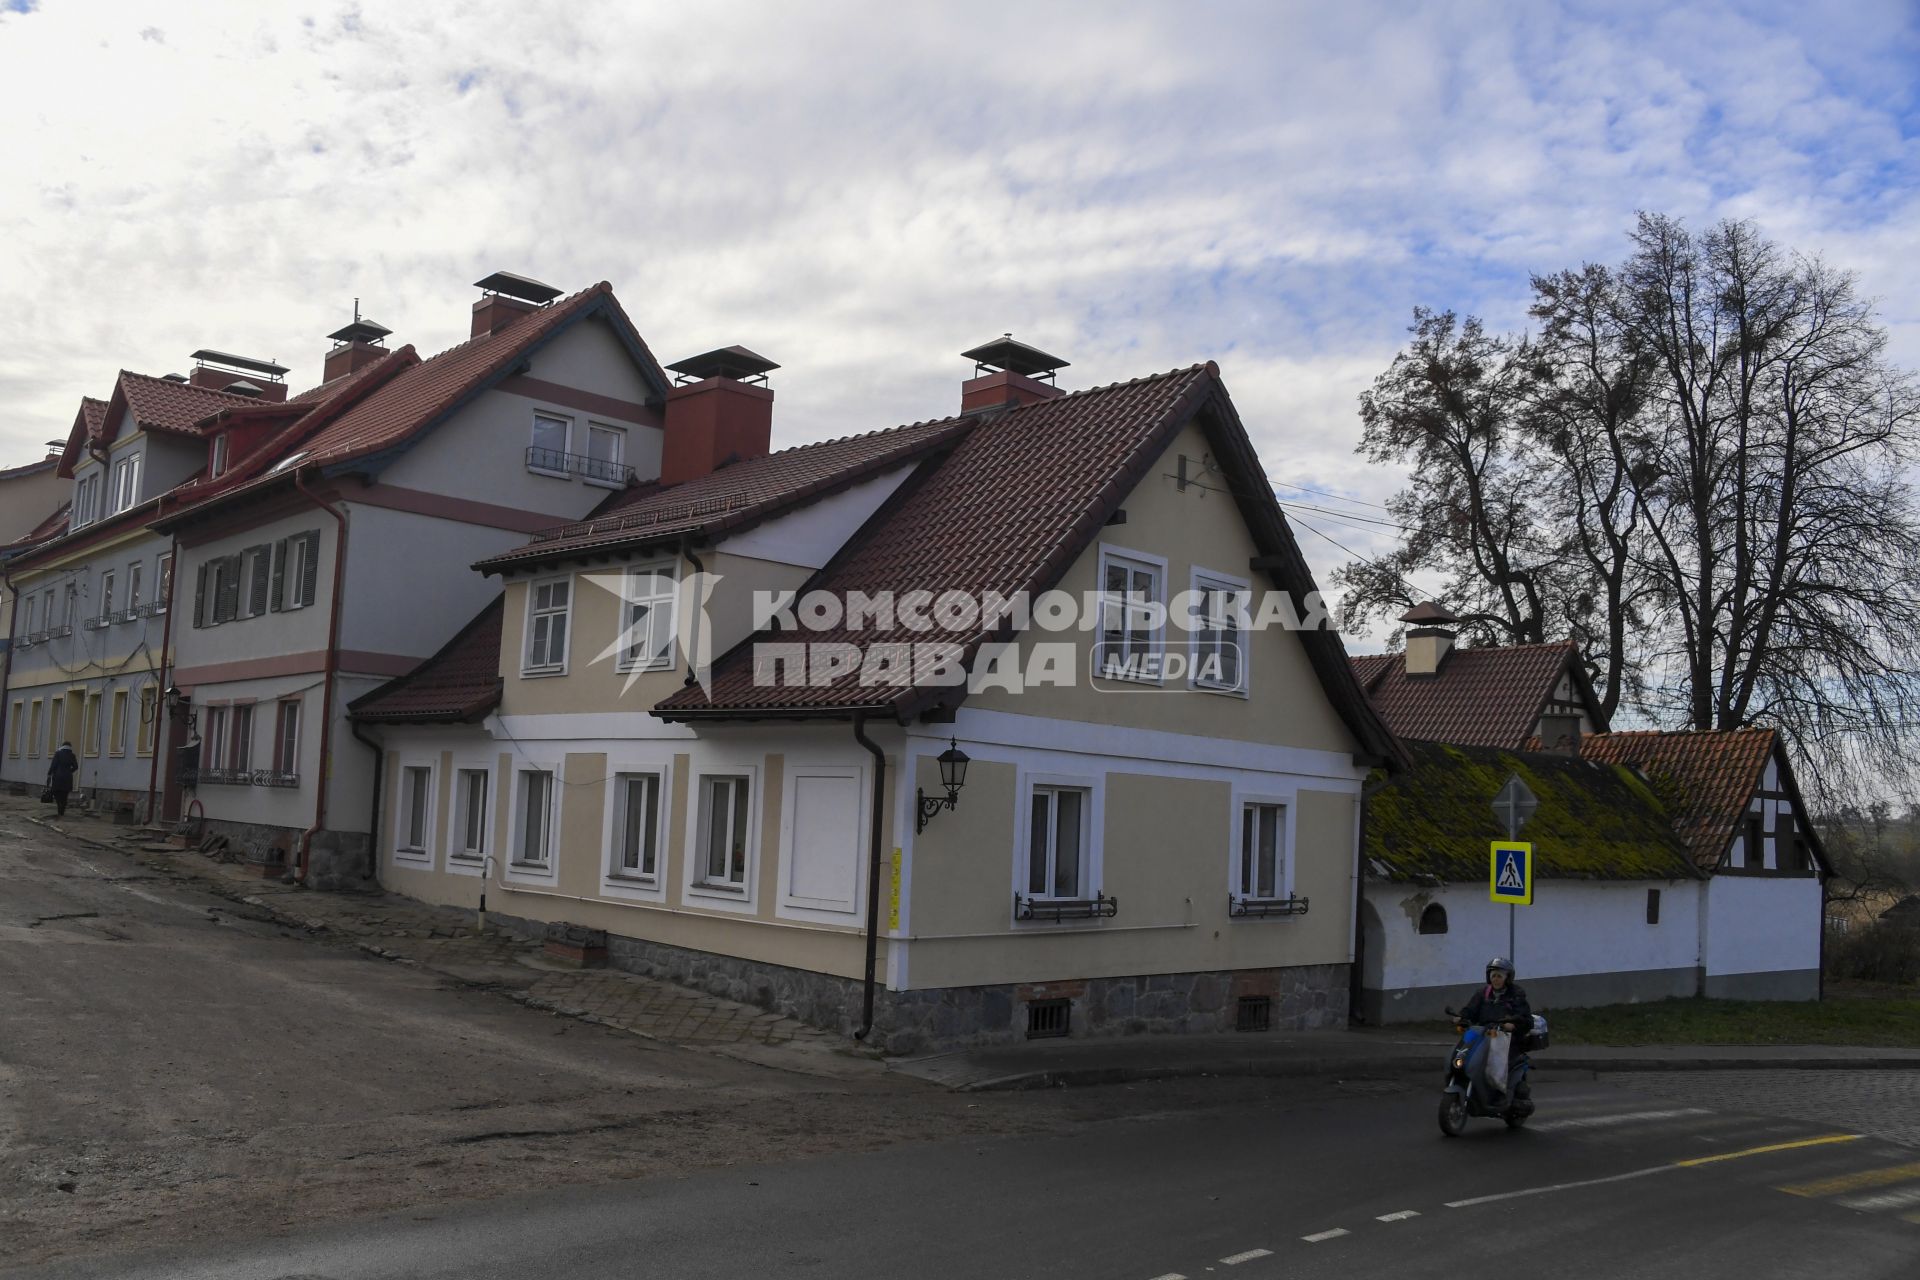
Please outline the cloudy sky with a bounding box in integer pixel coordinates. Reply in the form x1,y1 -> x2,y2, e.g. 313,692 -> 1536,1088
3,0 -> 1916,638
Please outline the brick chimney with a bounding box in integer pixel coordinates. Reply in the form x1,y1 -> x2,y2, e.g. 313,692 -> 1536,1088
471,270 -> 561,339
188,350 -> 290,402
660,346 -> 778,486
323,306 -> 394,382
959,334 -> 1068,413
1400,601 -> 1458,676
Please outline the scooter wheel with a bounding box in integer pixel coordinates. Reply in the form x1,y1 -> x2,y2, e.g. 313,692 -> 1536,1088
1504,1111 -> 1528,1129
1438,1093 -> 1468,1137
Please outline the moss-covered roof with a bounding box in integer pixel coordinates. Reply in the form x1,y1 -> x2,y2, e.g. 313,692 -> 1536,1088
1365,741 -> 1701,884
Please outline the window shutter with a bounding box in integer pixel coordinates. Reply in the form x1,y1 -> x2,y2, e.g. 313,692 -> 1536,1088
300,531 -> 321,607
248,545 -> 271,617
270,538 -> 287,611
193,562 -> 208,629
215,556 -> 241,623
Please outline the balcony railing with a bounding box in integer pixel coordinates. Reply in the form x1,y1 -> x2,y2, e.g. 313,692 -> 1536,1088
1014,892 -> 1120,923
82,616 -> 109,631
525,445 -> 636,485
197,767 -> 301,788
1228,893 -> 1310,919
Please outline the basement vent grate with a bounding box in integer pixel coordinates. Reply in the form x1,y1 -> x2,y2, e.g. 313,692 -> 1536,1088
1025,998 -> 1071,1039
1236,995 -> 1273,1033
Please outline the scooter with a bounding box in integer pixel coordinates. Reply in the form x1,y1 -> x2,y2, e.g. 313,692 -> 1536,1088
1438,1008 -> 1548,1136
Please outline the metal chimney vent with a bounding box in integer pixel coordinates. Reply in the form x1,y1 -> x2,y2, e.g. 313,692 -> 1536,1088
961,334 -> 1070,383
473,271 -> 562,305
190,349 -> 289,381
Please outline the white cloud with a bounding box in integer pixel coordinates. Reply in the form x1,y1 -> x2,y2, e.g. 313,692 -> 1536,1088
1,0 -> 1915,651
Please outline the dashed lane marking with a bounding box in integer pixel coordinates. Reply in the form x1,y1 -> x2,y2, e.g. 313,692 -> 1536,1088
1145,1273 -> 1187,1279
1219,1249 -> 1272,1264
1529,1107 -> 1713,1131
1301,1230 -> 1349,1243
1672,1135 -> 1862,1168
1780,1162 -> 1920,1198
1446,1163 -> 1675,1208
1376,1210 -> 1421,1222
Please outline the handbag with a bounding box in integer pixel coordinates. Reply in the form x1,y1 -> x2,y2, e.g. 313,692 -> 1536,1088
39,787 -> 54,803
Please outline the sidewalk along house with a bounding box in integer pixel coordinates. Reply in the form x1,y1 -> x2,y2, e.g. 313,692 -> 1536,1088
1356,740 -> 1704,1023
1351,604 -> 1830,1008
1580,728 -> 1829,1000
146,275 -> 673,887
1,372 -> 274,812
352,342 -> 1403,1052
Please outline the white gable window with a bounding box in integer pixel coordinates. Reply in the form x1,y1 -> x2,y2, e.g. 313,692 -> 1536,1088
110,453 -> 141,514
1026,784 -> 1091,900
529,413 -> 571,476
1191,570 -> 1250,694
618,565 -> 677,672
523,577 -> 572,674
1096,546 -> 1167,682
584,422 -> 627,486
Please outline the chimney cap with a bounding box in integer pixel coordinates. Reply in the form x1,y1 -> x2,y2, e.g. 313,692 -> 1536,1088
473,271 -> 561,304
225,380 -> 264,397
666,345 -> 780,384
1399,601 -> 1459,628
161,373 -> 189,383
961,334 -> 1070,379
190,349 -> 289,380
327,317 -> 393,346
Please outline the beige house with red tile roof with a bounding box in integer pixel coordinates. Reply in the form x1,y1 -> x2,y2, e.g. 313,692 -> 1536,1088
352,348 -> 1403,1052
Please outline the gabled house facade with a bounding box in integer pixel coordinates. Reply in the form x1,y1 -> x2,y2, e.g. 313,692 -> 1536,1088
353,349 -> 1402,1051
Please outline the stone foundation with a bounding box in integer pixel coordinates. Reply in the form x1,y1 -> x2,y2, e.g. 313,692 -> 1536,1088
483,909 -> 1347,1055
195,818 -> 371,891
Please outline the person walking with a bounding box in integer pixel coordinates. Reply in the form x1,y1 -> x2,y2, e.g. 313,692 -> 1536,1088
46,740 -> 79,817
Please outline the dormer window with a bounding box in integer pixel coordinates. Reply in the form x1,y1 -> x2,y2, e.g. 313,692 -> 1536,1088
210,434 -> 229,479
110,452 -> 141,514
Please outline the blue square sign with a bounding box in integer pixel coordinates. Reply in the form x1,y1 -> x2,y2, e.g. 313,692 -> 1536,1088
1490,841 -> 1533,905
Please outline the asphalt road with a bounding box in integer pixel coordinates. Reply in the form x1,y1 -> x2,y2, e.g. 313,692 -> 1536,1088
11,1069 -> 1920,1278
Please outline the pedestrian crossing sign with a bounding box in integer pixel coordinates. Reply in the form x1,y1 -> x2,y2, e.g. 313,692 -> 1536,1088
1491,841 -> 1533,905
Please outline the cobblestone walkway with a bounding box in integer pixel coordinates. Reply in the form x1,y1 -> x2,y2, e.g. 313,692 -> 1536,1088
15,802 -> 872,1076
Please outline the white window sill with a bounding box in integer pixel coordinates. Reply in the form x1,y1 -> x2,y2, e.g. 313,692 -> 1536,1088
526,466 -> 571,480
583,475 -> 626,490
608,870 -> 659,885
509,859 -> 552,871
1192,682 -> 1250,699
520,666 -> 568,679
614,660 -> 675,676
690,880 -> 747,894
450,853 -> 485,865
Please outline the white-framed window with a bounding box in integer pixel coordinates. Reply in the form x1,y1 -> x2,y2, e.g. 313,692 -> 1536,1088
1096,546 -> 1167,682
110,453 -> 141,514
511,768 -> 557,869
209,434 -> 228,478
27,700 -> 42,758
108,689 -> 129,756
617,564 -> 677,673
396,763 -> 434,859
229,704 -> 254,772
452,767 -> 491,864
18,592 -> 33,637
1191,569 -> 1250,694
609,772 -> 664,881
694,774 -> 753,891
127,561 -> 145,614
1235,801 -> 1288,902
523,576 -> 572,674
274,531 -> 320,611
198,555 -> 242,627
239,544 -> 271,619
529,412 -> 571,476
83,692 -> 102,756
6,701 -> 21,758
98,570 -> 115,623
155,553 -> 173,614
201,705 -> 227,770
584,422 -> 626,486
1023,780 -> 1097,902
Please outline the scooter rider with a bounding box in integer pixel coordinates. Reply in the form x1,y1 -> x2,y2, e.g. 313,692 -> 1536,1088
1454,957 -> 1531,1099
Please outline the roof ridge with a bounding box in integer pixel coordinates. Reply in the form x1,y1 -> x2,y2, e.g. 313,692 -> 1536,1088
404,281 -> 607,369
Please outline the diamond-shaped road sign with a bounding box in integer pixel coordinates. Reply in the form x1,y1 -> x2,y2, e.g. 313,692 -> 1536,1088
1492,774 -> 1537,840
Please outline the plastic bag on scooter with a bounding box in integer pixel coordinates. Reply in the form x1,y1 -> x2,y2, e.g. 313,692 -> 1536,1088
1483,1028 -> 1511,1098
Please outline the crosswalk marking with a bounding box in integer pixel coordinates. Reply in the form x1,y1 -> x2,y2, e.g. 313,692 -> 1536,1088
1780,1161 -> 1920,1199
1530,1107 -> 1712,1131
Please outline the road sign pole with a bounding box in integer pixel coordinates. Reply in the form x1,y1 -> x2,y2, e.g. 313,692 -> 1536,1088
1507,811 -> 1516,967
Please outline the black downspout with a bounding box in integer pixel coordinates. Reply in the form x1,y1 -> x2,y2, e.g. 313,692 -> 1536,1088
851,711 -> 888,1041
349,720 -> 383,885
1348,766 -> 1393,1026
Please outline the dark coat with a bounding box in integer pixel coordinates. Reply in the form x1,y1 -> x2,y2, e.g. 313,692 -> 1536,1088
47,746 -> 79,792
1459,980 -> 1531,1028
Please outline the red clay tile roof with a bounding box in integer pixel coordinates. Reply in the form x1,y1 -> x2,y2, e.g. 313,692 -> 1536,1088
2,499 -> 70,554
653,365 -> 1404,764
1577,728 -> 1784,871
1352,642 -> 1592,749
118,371 -> 263,435
80,397 -> 109,438
0,455 -> 58,482
476,417 -> 974,573
349,595 -> 504,724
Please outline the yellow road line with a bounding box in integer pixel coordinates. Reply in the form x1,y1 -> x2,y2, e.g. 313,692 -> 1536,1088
1779,1161 -> 1920,1198
1674,1135 -> 1862,1168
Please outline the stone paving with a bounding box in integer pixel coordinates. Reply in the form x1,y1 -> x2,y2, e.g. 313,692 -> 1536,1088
1616,1068 -> 1920,1148
12,800 -> 872,1075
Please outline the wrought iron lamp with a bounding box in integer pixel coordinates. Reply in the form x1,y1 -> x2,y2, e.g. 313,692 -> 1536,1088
916,737 -> 970,833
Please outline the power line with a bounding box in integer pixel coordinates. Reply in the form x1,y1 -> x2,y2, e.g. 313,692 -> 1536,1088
1272,478 -> 1396,512
1275,500 -> 1414,535
1285,512 -> 1437,604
